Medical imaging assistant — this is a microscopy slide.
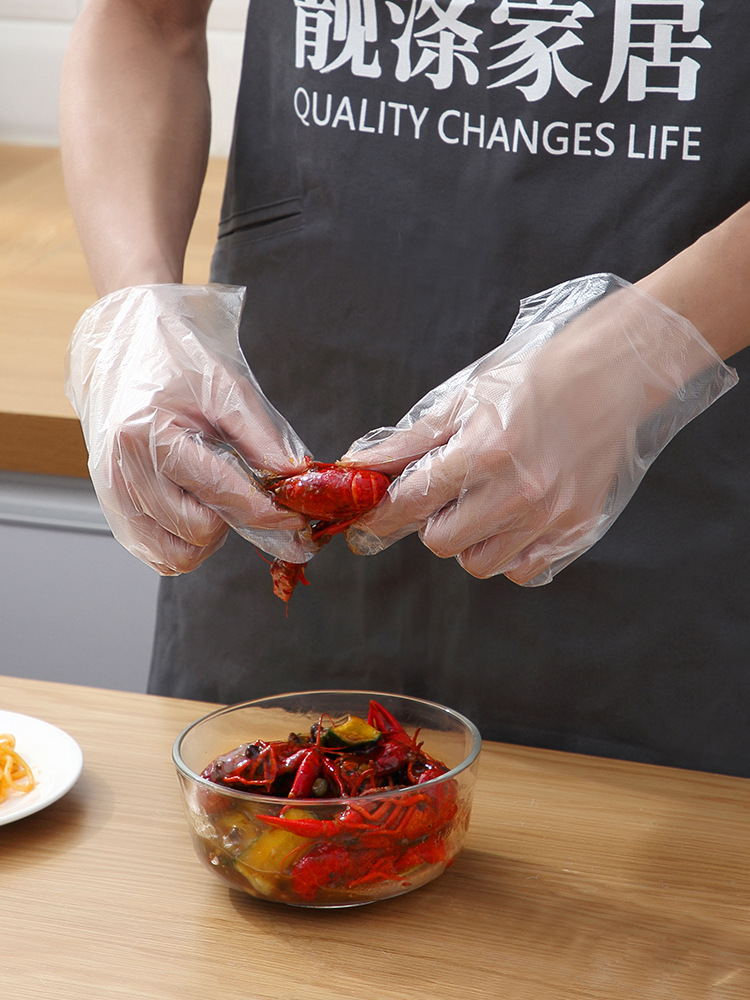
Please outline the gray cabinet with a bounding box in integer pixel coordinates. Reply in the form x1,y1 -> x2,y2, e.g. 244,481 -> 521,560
0,472 -> 159,692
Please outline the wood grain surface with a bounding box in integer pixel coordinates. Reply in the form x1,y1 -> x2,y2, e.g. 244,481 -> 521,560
0,145 -> 227,477
1,674 -> 748,1000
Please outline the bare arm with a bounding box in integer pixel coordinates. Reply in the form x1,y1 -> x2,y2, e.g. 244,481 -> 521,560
638,201 -> 750,362
60,0 -> 213,296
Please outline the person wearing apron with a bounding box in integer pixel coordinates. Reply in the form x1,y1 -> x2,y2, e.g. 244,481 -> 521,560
63,2 -> 750,775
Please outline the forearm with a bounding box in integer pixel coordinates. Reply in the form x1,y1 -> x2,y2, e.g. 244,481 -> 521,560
637,201 -> 750,362
60,0 -> 213,296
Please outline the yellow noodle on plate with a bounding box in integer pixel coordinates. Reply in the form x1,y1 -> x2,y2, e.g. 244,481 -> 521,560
0,733 -> 36,803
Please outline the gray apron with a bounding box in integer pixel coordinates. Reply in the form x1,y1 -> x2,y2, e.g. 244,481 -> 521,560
151,0 -> 750,776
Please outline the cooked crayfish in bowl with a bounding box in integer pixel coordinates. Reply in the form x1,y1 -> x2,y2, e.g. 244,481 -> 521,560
173,691 -> 482,908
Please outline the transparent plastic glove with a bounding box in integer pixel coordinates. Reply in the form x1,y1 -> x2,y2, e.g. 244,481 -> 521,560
65,284 -> 317,575
343,274 -> 738,586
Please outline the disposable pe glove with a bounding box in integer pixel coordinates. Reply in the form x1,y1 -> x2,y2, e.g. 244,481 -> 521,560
65,284 -> 316,575
343,274 -> 738,585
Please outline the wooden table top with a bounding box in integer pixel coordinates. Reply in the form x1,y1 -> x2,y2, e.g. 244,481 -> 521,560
2,674 -> 749,999
0,145 -> 227,478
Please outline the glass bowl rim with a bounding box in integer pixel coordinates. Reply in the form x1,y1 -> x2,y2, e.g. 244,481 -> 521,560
172,688 -> 482,807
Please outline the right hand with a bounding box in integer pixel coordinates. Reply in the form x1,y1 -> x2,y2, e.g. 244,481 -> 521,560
66,284 -> 316,575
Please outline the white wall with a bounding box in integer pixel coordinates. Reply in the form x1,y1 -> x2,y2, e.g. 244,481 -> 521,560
0,0 -> 247,155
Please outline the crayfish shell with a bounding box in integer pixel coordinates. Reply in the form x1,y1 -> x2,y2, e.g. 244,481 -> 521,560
268,462 -> 391,521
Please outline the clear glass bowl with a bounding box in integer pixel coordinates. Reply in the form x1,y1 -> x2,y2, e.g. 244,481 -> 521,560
173,690 -> 482,908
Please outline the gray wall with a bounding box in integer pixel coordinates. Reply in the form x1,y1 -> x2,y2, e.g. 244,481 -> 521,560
0,472 -> 160,692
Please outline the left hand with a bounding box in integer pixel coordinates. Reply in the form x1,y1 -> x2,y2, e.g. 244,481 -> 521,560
342,275 -> 737,585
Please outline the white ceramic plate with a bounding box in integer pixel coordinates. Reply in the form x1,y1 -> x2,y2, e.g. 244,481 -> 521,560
0,710 -> 83,825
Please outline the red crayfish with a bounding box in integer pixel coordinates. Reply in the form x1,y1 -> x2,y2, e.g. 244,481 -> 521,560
263,460 -> 391,606
201,700 -> 459,904
276,786 -> 458,903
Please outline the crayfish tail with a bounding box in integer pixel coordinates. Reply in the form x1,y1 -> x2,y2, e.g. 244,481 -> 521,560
270,559 -> 310,607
